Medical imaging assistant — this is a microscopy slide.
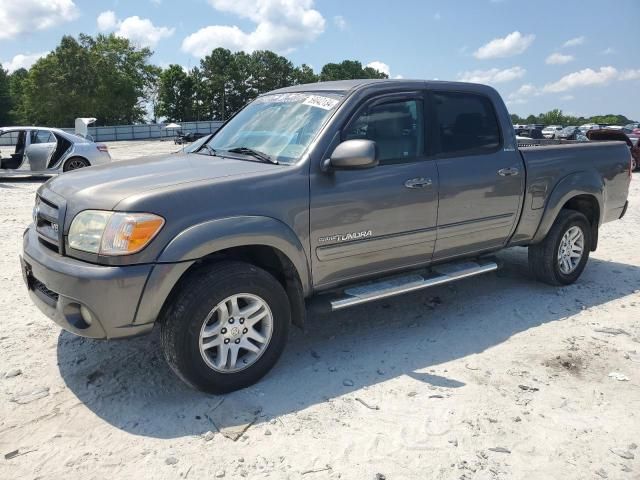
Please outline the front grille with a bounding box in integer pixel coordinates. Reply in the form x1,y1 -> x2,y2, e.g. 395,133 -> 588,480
35,195 -> 61,253
31,277 -> 59,302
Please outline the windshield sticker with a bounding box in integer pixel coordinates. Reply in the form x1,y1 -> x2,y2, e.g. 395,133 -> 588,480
254,93 -> 308,104
302,95 -> 339,110
253,93 -> 340,110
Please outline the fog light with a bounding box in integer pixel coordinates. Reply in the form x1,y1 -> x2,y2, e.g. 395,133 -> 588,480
80,305 -> 93,326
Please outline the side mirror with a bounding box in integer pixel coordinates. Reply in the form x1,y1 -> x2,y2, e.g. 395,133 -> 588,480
322,139 -> 378,171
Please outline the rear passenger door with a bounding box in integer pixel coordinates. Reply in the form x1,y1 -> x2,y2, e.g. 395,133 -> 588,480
431,90 -> 524,260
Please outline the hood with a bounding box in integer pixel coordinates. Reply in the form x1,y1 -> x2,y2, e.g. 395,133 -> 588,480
40,153 -> 278,210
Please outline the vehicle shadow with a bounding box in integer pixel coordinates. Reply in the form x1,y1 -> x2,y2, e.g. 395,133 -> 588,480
56,247 -> 639,439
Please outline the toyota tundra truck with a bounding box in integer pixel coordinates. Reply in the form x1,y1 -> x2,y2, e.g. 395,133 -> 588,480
20,80 -> 632,393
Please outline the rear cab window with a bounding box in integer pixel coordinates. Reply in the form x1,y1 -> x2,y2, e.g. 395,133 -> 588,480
432,91 -> 502,156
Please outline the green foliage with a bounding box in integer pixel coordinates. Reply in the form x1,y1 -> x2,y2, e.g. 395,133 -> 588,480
158,65 -> 194,122
8,69 -> 29,125
0,68 -> 12,126
510,109 -> 635,127
320,60 -> 388,81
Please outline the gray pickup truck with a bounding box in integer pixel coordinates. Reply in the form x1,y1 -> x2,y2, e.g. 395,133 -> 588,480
21,80 -> 631,393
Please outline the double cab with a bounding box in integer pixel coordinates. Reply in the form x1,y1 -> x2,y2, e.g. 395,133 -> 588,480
21,80 -> 632,392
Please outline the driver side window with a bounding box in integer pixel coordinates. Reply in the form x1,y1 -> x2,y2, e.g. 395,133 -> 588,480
344,99 -> 424,163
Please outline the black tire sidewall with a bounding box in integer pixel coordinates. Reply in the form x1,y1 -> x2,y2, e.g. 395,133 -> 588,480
164,263 -> 290,393
550,215 -> 591,285
63,157 -> 90,172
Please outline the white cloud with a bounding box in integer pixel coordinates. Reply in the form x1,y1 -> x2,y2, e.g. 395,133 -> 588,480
546,52 -> 573,65
182,0 -> 325,56
2,52 -> 48,72
97,11 -> 174,48
619,69 -> 640,81
97,11 -> 118,31
506,84 -> 539,105
458,66 -> 526,84
366,61 -> 390,76
333,15 -> 347,30
394,74 -> 404,79
543,66 -> 618,93
433,12 -> 441,20
473,31 -> 535,59
561,95 -> 574,101
563,36 -> 585,48
601,47 -> 615,55
0,0 -> 79,39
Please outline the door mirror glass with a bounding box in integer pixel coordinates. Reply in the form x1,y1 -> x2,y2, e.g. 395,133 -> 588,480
326,139 -> 378,170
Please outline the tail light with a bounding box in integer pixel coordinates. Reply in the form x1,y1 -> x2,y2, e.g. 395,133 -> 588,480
96,144 -> 108,153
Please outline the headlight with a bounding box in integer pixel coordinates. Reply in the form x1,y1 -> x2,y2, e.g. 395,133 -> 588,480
68,210 -> 165,255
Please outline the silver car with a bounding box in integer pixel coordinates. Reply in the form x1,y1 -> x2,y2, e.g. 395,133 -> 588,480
0,126 -> 111,177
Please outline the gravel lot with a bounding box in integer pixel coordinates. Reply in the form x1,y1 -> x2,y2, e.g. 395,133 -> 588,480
1,140 -> 639,479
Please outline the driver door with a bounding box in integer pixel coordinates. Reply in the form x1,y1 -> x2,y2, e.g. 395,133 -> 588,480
25,130 -> 57,171
309,92 -> 439,288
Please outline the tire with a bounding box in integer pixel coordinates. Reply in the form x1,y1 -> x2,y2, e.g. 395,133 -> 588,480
528,209 -> 591,286
63,157 -> 90,172
160,261 -> 291,393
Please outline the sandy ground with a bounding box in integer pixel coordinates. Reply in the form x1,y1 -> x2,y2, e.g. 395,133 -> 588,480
1,140 -> 639,480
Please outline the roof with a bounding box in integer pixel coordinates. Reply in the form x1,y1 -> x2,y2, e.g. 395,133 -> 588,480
0,126 -> 90,143
0,126 -> 65,133
269,79 -> 488,95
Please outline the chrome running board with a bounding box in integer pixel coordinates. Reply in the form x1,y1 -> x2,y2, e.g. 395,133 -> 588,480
330,260 -> 498,311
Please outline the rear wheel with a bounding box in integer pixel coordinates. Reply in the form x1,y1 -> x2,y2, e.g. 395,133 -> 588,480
528,210 -> 591,286
160,261 -> 290,393
63,157 -> 90,172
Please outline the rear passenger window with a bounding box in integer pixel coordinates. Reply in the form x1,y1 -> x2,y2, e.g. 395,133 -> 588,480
344,99 -> 424,163
433,92 -> 501,155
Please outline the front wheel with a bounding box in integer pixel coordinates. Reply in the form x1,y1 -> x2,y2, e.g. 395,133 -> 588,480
528,210 -> 591,286
160,261 -> 290,393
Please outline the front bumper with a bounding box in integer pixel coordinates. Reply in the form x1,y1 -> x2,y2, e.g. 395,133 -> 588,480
21,226 -> 155,339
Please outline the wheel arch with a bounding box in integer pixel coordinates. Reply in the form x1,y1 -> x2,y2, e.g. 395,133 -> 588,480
139,217 -> 311,329
532,172 -> 603,251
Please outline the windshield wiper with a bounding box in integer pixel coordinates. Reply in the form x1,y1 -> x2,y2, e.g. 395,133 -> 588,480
226,147 -> 278,164
202,143 -> 218,156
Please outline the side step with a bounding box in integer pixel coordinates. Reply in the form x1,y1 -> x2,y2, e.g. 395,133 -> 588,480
330,260 -> 498,311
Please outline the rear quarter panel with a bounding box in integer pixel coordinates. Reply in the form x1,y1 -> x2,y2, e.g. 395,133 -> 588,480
511,141 -> 631,244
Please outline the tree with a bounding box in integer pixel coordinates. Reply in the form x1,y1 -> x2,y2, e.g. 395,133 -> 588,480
25,36 -> 95,126
83,34 -> 156,124
293,64 -> 318,85
319,60 -> 388,81
158,65 -> 195,122
23,34 -> 156,127
0,68 -> 12,126
8,68 -> 29,124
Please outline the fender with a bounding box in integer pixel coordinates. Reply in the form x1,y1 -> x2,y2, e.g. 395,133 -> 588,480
531,170 -> 604,244
157,216 -> 312,294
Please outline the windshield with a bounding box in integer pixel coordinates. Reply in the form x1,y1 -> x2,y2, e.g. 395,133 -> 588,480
201,92 -> 343,164
562,126 -> 577,132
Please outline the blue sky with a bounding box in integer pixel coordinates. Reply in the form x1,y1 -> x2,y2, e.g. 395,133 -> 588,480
1,0 -> 639,119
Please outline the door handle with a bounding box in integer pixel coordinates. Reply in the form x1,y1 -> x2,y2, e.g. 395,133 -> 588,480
404,177 -> 433,189
497,167 -> 519,177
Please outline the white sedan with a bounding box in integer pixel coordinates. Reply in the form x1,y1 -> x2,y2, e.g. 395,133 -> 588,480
0,126 -> 111,177
541,125 -> 563,139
